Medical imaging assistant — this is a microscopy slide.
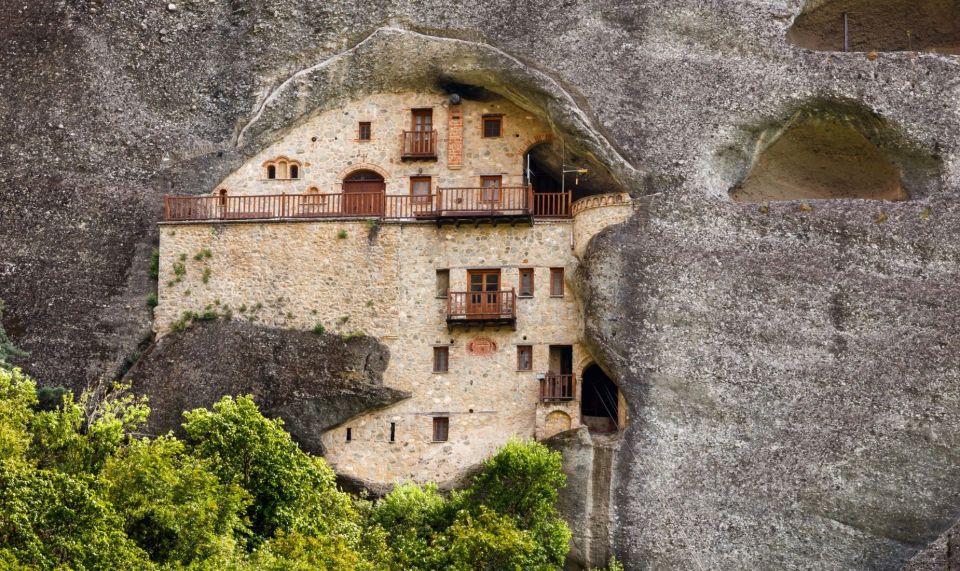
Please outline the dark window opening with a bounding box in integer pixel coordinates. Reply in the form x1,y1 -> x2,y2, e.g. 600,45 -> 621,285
436,269 -> 450,298
289,164 -> 299,179
267,165 -> 277,179
411,176 -> 432,203
519,268 -> 534,297
433,346 -> 449,373
433,416 -> 449,442
390,422 -> 396,442
358,121 -> 372,141
581,364 -> 619,433
550,268 -> 564,297
346,427 -> 352,442
480,175 -> 502,202
517,345 -> 533,371
483,115 -> 503,138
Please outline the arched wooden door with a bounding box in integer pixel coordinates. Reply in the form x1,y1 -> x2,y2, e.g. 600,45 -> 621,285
341,170 -> 385,215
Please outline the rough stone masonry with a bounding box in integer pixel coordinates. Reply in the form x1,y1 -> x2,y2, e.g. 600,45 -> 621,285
2,1 -> 960,569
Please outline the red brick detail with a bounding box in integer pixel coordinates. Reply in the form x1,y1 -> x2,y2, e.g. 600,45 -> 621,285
467,336 -> 498,356
447,104 -> 464,170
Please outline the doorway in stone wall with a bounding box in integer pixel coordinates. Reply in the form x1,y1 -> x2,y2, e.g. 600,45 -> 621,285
581,363 -> 619,433
342,169 -> 385,215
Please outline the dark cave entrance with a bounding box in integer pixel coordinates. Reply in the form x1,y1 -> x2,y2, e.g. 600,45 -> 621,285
581,364 -> 621,433
788,0 -> 960,53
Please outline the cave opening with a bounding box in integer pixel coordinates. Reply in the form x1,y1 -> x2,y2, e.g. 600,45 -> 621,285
787,0 -> 960,53
730,110 -> 907,203
581,364 -> 622,434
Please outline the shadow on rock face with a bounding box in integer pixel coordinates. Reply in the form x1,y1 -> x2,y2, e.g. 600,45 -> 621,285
125,320 -> 409,454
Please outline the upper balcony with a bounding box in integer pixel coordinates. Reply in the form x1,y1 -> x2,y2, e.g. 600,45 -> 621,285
446,290 -> 516,330
539,373 -> 576,402
400,130 -> 438,160
162,187 -> 571,224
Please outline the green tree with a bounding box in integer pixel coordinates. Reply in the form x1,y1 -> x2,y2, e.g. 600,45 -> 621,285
29,381 -> 149,475
432,506 -> 539,571
369,482 -> 453,568
0,367 -> 37,465
0,463 -> 150,569
182,395 -> 360,543
100,435 -> 251,566
463,439 -> 571,568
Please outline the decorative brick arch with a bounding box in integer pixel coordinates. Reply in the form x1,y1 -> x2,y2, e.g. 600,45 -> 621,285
518,132 -> 554,157
336,163 -> 391,182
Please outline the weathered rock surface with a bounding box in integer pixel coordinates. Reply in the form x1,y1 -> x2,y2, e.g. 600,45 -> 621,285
2,0 -> 960,569
579,194 -> 960,569
127,320 -> 407,453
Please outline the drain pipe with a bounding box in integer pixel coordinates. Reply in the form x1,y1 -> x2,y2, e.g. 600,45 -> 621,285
842,12 -> 849,52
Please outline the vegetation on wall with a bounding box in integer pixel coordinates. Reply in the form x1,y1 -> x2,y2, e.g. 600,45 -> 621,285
0,361 -> 573,569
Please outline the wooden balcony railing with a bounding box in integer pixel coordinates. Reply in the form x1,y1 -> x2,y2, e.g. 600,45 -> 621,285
162,189 -> 573,223
400,130 -> 438,159
540,373 -> 576,402
436,186 -> 532,218
533,192 -> 572,218
447,289 -> 516,328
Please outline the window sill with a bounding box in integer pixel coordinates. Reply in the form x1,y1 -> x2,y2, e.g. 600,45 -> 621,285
432,370 -> 449,375
517,295 -> 534,299
550,294 -> 565,298
516,369 -> 534,373
431,440 -> 448,444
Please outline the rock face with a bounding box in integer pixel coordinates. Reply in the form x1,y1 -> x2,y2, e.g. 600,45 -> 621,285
578,194 -> 960,569
3,0 -> 960,568
127,320 -> 408,453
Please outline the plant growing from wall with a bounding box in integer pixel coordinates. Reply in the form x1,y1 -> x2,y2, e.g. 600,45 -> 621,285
0,301 -> 27,370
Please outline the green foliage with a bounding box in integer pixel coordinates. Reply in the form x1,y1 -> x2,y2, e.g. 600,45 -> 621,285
434,506 -> 539,570
172,261 -> 187,279
101,436 -> 250,566
0,301 -> 27,370
29,381 -> 149,475
194,248 -> 213,261
0,368 -> 38,464
34,384 -> 68,412
369,483 -> 453,568
182,396 -> 360,542
312,323 -> 326,335
0,463 -> 151,568
203,267 -> 212,283
149,247 -> 161,279
337,229 -> 348,239
146,293 -> 158,309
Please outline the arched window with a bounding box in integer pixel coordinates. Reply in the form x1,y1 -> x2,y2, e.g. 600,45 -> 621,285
263,158 -> 303,181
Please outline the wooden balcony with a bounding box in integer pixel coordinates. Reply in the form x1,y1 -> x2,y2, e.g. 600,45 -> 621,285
162,189 -> 572,223
540,373 -> 576,402
446,290 -> 516,329
400,130 -> 438,160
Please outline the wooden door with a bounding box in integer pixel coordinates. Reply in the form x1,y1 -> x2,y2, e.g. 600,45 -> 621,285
468,269 -> 501,317
341,170 -> 385,215
480,175 -> 502,203
411,109 -> 433,155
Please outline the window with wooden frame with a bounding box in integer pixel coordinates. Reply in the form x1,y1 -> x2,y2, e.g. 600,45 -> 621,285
550,268 -> 565,297
519,268 -> 534,297
358,121 -> 372,141
480,175 -> 502,202
410,176 -> 432,204
482,114 -> 503,138
436,269 -> 450,298
517,345 -> 533,371
433,346 -> 449,373
432,416 -> 449,442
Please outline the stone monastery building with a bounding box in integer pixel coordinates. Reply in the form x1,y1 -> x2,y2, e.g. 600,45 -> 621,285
156,90 -> 633,487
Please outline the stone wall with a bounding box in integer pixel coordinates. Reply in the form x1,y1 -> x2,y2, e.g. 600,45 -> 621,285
572,193 -> 633,257
214,91 -> 550,197
156,218 -> 592,487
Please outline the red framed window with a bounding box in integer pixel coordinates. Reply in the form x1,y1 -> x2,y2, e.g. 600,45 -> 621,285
550,268 -> 565,297
433,417 -> 449,442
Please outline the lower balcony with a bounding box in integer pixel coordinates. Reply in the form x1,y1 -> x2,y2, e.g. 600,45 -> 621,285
539,373 -> 576,402
446,290 -> 516,329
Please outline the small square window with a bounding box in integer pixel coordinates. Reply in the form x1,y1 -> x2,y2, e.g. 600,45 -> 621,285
550,268 -> 565,297
482,115 -> 502,138
433,346 -> 449,373
433,417 -> 449,442
517,345 -> 533,371
436,269 -> 450,298
519,268 -> 534,297
358,122 -> 372,141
